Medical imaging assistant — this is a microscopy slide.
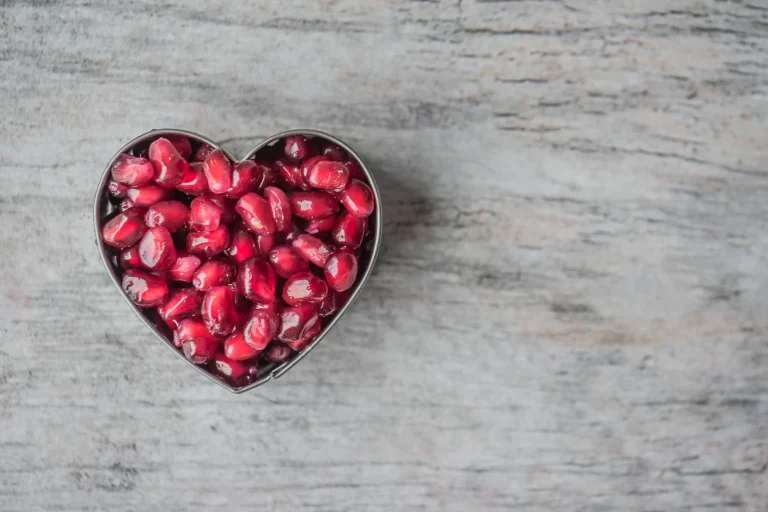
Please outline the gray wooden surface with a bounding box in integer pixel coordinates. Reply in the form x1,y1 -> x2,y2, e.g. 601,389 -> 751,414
1,1 -> 767,510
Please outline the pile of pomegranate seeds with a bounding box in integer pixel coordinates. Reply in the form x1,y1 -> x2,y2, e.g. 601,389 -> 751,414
101,134 -> 375,387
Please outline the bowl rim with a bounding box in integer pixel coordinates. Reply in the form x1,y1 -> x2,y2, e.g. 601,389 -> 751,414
93,128 -> 383,393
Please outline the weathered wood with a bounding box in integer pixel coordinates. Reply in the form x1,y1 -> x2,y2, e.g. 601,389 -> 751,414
1,1 -> 767,510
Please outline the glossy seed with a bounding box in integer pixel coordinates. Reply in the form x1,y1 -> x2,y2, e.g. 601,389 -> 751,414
186,226 -> 230,258
236,258 -> 277,303
319,142 -> 347,162
290,191 -> 339,220
165,135 -> 192,159
203,149 -> 233,195
157,288 -> 203,323
224,161 -> 262,199
236,192 -> 276,236
300,155 -> 329,182
263,186 -> 292,233
340,180 -> 375,217
305,216 -> 337,235
149,137 -> 188,188
169,252 -> 202,282
255,233 -> 278,258
286,319 -> 322,351
275,159 -> 309,190
122,269 -> 169,307
175,318 -> 219,347
264,342 -> 292,363
244,310 -> 279,350
111,153 -> 155,187
283,135 -> 315,163
343,159 -> 366,180
225,227 -> 257,263
108,179 -> 129,199
319,290 -> 350,317
282,272 -> 329,305
119,244 -> 143,270
189,196 -> 223,232
101,207 -> 148,248
138,226 -> 178,270
182,337 -> 220,365
177,162 -> 209,196
292,234 -> 332,267
209,353 -> 250,379
192,143 -> 217,163
192,258 -> 236,291
331,211 -> 366,249
207,195 -> 237,224
202,285 -> 238,337
268,245 -> 310,278
324,249 -> 358,292
144,200 -> 189,232
224,331 -> 263,361
307,160 -> 349,192
277,304 -> 320,343
126,183 -> 175,208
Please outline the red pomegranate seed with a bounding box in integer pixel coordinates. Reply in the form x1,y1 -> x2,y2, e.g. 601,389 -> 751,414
110,153 -> 155,187
119,244 -> 143,270
224,330 -> 262,361
119,198 -> 135,212
122,269 -> 169,307
283,135 -> 315,162
244,309 -> 279,350
165,135 -> 192,159
249,299 -> 281,316
343,159 -> 366,180
255,233 -> 278,257
275,159 -> 310,190
202,285 -> 238,336
157,288 -> 203,323
108,179 -> 129,198
324,249 -> 358,292
207,195 -> 237,224
169,252 -> 202,282
284,222 -> 302,243
286,319 -> 322,351
149,137 -> 188,188
164,317 -> 181,332
182,337 -> 220,365
236,192 -> 276,236
307,160 -> 350,192
189,196 -> 223,232
126,183 -> 175,208
340,180 -> 374,217
144,200 -> 189,232
319,142 -> 347,162
282,272 -> 329,305
236,258 -> 276,303
300,155 -> 329,182
186,226 -> 230,258
290,191 -> 339,220
177,162 -> 209,195
252,160 -> 279,191
263,186 -> 292,233
277,304 -> 320,343
268,245 -> 310,278
192,258 -> 236,291
331,211 -> 366,249
138,226 -> 177,270
192,143 -> 216,162
319,290 -> 350,317
223,161 -> 262,199
203,149 -> 233,195
102,207 -> 148,248
305,216 -> 337,235
292,234 -> 332,267
226,228 -> 257,263
175,318 -> 219,345
209,353 -> 250,379
264,342 -> 292,363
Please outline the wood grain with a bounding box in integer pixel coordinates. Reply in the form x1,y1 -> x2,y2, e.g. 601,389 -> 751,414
1,0 -> 767,510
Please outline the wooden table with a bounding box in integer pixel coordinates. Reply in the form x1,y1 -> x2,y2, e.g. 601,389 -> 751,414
1,1 -> 767,510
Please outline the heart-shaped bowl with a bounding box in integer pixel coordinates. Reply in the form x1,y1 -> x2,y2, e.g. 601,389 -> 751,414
94,129 -> 382,393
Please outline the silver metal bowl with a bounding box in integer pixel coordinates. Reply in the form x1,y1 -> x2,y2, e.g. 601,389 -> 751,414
93,129 -> 383,393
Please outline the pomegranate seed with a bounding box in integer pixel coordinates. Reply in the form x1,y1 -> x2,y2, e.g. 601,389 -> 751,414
126,183 -> 174,208
292,234 -> 332,267
175,318 -> 219,346
102,207 -> 148,248
289,191 -> 339,220
300,155 -> 329,182
324,249 -> 358,292
192,143 -> 216,162
305,216 -> 337,235
277,304 -> 320,343
251,160 -> 278,191
236,258 -> 276,303
244,309 -> 279,350
110,153 -> 155,187
331,211 -> 366,249
163,317 -> 181,332
255,233 -> 278,257
177,162 -> 209,195
138,226 -> 178,270
249,299 -> 281,315
319,290 -> 349,317
122,269 -> 169,307
319,142 -> 347,162
308,160 -> 349,192
108,179 -> 129,198
189,196 -> 223,232
268,245 -> 310,278
263,186 -> 292,233
149,137 -> 188,188
236,192 -> 276,236
282,272 -> 329,305
202,285 -> 238,336
186,226 -> 230,258
275,159 -> 309,190
209,353 -> 250,379
340,180 -> 374,217
283,135 -> 315,163
343,159 -> 366,180
192,258 -> 236,291
284,222 -> 302,243
144,200 -> 189,232
119,198 -> 135,212
286,319 -> 322,351
226,227 -> 257,263
224,330 -> 262,361
119,244 -> 143,270
169,252 -> 202,282
182,337 -> 220,365
157,288 -> 203,323
165,135 -> 192,159
264,342 -> 292,363
207,195 -> 237,224
203,149 -> 233,195
224,161 -> 262,199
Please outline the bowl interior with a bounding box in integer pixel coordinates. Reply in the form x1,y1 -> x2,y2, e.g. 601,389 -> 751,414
94,129 -> 382,393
